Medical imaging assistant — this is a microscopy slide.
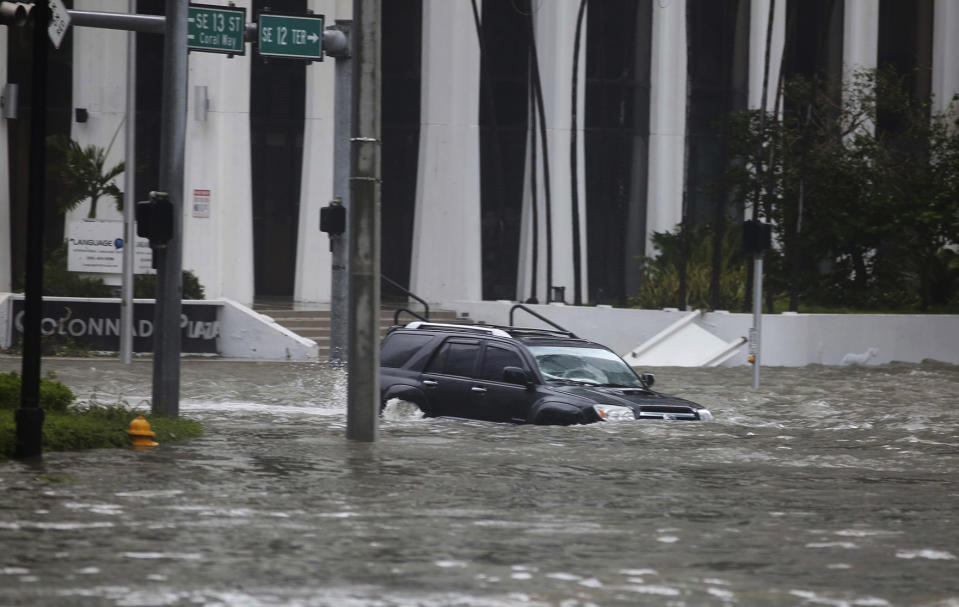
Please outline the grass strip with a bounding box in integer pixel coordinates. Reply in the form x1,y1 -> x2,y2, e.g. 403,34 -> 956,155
0,405 -> 203,461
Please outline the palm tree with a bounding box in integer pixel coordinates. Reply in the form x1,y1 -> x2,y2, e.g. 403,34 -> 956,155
47,134 -> 124,219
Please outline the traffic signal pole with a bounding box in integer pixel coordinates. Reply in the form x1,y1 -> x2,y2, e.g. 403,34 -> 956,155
15,1 -> 49,459
151,0 -> 188,417
326,22 -> 351,366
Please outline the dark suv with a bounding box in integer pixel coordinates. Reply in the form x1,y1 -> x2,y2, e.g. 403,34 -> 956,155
379,321 -> 713,425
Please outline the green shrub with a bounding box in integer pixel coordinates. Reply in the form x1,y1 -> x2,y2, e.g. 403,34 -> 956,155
135,269 -> 206,300
41,244 -> 113,298
631,224 -> 747,311
0,372 -> 75,412
16,243 -> 207,301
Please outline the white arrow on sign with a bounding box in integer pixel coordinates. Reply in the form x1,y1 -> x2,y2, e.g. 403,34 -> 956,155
307,32 -> 319,43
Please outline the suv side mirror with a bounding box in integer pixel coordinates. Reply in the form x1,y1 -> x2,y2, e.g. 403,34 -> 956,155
640,372 -> 655,388
503,366 -> 534,389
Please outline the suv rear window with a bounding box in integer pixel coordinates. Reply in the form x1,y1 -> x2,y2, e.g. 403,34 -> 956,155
381,333 -> 435,368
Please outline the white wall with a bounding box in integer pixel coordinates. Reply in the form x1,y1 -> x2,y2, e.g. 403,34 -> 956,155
183,0 -> 255,305
69,0 -> 129,228
515,1 -> 588,304
646,0 -> 687,254
443,300 -> 959,367
409,0 -> 482,302
932,0 -> 959,115
294,0 -> 346,303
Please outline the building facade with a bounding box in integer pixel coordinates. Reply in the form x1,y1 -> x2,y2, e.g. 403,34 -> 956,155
2,0 -> 958,307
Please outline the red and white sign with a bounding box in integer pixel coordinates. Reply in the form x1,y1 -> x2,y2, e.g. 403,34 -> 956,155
193,188 -> 211,218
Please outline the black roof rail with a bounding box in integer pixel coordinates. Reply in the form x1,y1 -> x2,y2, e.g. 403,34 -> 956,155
404,322 -> 512,338
504,327 -> 580,340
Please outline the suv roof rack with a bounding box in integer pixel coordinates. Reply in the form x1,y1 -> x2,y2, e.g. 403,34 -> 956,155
502,327 -> 579,340
404,321 -> 512,338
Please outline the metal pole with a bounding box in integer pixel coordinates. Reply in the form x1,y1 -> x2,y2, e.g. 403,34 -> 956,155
751,254 -> 762,390
67,10 -> 165,34
120,0 -> 137,364
15,0 -> 49,459
347,0 -> 380,442
329,21 -> 352,365
152,0 -> 188,416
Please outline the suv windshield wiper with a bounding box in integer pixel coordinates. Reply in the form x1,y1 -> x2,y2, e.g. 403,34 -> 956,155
546,377 -> 599,386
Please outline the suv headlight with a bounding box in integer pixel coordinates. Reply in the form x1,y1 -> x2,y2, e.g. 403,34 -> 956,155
696,408 -> 713,421
593,404 -> 635,421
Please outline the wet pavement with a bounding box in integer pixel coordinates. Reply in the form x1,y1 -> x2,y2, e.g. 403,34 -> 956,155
1,357 -> 958,606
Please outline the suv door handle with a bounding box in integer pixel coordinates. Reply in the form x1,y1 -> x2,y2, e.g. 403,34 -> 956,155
423,380 -> 438,387
471,386 -> 487,393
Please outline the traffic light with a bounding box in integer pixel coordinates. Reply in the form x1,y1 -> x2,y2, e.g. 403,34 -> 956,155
743,219 -> 773,254
0,2 -> 31,27
320,199 -> 346,235
136,192 -> 174,246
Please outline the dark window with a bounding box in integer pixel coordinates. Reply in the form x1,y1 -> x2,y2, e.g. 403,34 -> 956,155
784,0 -> 845,102
585,0 -> 653,305
877,0 -> 933,132
380,333 -> 435,368
250,0 -> 308,297
381,0 -> 422,294
478,0 -> 530,300
426,340 -> 480,377
480,345 -> 525,381
685,0 -> 750,225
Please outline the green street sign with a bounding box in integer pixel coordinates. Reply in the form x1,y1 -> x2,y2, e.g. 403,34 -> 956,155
258,13 -> 325,61
188,4 -> 246,55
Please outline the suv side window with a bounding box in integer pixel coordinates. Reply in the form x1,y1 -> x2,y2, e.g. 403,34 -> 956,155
480,344 -> 526,381
426,339 -> 480,378
381,333 -> 435,368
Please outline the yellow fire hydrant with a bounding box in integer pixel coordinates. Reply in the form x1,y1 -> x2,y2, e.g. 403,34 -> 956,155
127,415 -> 159,450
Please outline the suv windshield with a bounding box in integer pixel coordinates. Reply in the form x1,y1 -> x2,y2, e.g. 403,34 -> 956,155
529,345 -> 643,387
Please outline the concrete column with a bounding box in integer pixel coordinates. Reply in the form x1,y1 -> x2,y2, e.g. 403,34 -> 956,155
932,0 -> 959,115
748,0 -> 786,111
646,0 -> 687,254
183,0 -> 254,304
409,0 -> 482,302
0,26 -> 10,292
294,0 -> 343,303
842,0 -> 878,79
516,1 -> 587,304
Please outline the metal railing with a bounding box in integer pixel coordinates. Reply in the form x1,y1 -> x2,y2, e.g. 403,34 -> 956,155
509,304 -> 578,338
381,275 -> 430,321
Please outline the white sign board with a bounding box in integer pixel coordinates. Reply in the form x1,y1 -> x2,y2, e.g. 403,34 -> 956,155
48,0 -> 71,50
67,220 -> 154,274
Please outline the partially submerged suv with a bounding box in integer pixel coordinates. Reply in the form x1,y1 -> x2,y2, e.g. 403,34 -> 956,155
380,320 -> 712,425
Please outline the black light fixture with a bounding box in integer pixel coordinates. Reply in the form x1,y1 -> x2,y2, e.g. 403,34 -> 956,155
75,107 -> 88,123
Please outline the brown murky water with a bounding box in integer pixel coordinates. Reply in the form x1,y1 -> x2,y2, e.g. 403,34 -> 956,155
1,358 -> 957,606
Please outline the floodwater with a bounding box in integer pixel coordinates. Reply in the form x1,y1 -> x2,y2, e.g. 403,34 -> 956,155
1,357 -> 957,606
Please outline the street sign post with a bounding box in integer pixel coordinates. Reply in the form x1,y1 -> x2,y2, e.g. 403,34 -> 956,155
187,3 -> 245,55
258,12 -> 324,60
